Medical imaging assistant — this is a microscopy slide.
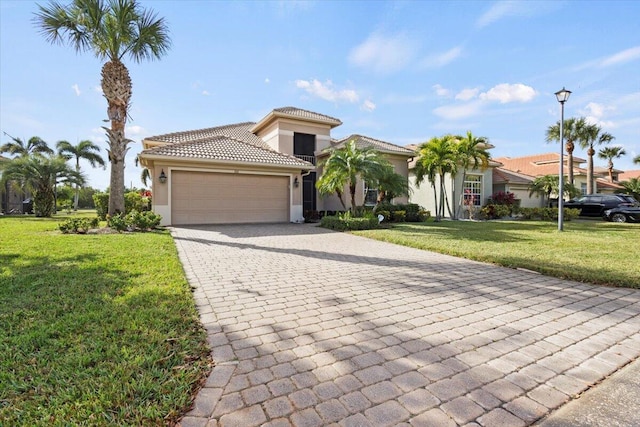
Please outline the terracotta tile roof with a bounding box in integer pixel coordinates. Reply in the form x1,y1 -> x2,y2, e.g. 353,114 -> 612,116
494,152 -> 588,177
331,134 -> 415,156
619,169 -> 640,181
493,168 -> 535,185
141,135 -> 312,167
596,178 -> 624,190
145,122 -> 269,149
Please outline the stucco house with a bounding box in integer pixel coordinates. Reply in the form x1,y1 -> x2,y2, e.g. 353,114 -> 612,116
138,107 -> 413,226
494,153 -> 625,208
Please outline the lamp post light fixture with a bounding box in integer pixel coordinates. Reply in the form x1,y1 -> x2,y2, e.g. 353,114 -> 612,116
158,169 -> 167,184
555,87 -> 571,231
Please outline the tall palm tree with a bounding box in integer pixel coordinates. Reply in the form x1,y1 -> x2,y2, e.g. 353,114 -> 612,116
546,117 -> 587,185
316,140 -> 388,214
57,140 -> 105,209
35,0 -> 170,215
414,135 -> 458,221
454,131 -> 490,218
0,134 -> 53,157
633,155 -> 640,165
1,154 -> 84,217
597,146 -> 626,183
579,123 -> 614,194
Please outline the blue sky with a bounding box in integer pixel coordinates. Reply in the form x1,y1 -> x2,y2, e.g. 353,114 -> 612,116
1,0 -> 639,190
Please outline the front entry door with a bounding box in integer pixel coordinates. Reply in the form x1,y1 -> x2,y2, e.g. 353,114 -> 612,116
303,172 -> 316,212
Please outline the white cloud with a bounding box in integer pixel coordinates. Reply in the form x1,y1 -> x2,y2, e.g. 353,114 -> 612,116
202,90 -> 210,96
295,79 -> 359,103
421,46 -> 462,68
433,84 -> 450,97
361,99 -> 376,112
72,84 -> 81,96
348,33 -> 415,73
265,78 -> 270,84
126,125 -> 146,136
455,88 -> 480,101
433,101 -> 483,120
479,83 -> 537,103
476,1 -> 558,28
580,102 -> 616,128
599,46 -> 640,67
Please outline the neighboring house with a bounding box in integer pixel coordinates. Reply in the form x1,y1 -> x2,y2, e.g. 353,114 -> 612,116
1,154 -> 25,214
492,168 -> 541,208
494,153 -> 625,205
407,144 -> 501,219
619,169 -> 640,182
138,107 -> 413,226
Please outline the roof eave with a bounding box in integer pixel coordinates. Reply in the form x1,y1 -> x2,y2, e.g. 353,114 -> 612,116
250,111 -> 342,134
138,152 -> 314,170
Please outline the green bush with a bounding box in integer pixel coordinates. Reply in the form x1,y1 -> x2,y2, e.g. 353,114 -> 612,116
320,211 -> 379,231
108,210 -> 162,232
107,213 -> 128,232
93,192 -> 109,220
377,210 -> 391,222
517,207 -> 580,221
58,217 -> 100,234
375,203 -> 428,222
125,191 -> 149,213
480,204 -> 511,219
392,210 -> 406,223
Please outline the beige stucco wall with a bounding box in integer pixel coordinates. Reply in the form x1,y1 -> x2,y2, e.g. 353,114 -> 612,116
255,119 -> 332,155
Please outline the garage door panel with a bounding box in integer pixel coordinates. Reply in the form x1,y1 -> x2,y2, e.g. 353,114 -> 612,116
171,171 -> 289,225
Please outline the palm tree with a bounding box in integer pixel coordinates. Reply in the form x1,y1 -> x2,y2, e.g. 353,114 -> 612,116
579,123 -> 614,194
529,175 -> 558,208
57,140 -> 105,210
546,117 -> 587,185
620,177 -> 640,201
316,140 -> 388,214
0,134 -> 53,157
414,135 -> 458,220
1,154 -> 84,217
633,155 -> 640,165
597,146 -> 626,183
373,164 -> 409,207
35,0 -> 170,215
454,131 -> 490,218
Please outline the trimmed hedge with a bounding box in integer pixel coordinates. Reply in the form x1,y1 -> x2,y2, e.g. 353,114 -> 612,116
375,203 -> 430,222
320,215 -> 379,231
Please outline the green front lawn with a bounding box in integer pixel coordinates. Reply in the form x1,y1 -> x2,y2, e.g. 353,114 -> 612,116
354,219 -> 640,288
0,214 -> 210,425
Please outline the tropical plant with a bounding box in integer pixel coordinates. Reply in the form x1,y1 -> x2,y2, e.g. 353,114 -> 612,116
579,123 -> 614,194
633,155 -> 640,165
316,140 -> 389,214
528,175 -> 558,208
372,164 -> 409,207
57,139 -> 106,210
134,155 -> 151,187
35,0 -> 170,215
597,146 -> 626,183
546,117 -> 587,185
1,154 -> 84,217
620,178 -> 640,201
413,135 -> 458,221
0,134 -> 53,157
454,131 -> 490,218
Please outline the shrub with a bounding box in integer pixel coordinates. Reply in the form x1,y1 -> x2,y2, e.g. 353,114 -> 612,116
518,207 -> 580,221
392,210 -> 406,222
107,213 -> 128,232
480,204 -> 511,219
108,210 -> 162,232
375,203 -> 428,222
377,210 -> 391,222
320,211 -> 379,231
93,192 -> 109,220
58,217 -> 100,234
489,191 -> 517,206
125,191 -> 147,213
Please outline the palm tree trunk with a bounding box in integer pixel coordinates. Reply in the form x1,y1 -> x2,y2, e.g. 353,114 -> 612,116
566,141 -> 574,185
587,146 -> 595,194
349,182 -> 356,214
74,158 -> 80,210
102,59 -> 132,216
456,170 -> 467,219
608,160 -> 614,183
431,181 -> 439,221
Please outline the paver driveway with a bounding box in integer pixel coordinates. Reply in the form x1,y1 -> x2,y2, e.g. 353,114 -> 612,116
174,224 -> 640,427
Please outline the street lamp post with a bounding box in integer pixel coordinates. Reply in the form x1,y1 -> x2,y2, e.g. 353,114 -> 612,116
555,87 -> 571,231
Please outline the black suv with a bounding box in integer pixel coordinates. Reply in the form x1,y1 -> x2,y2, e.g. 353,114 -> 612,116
564,194 -> 638,217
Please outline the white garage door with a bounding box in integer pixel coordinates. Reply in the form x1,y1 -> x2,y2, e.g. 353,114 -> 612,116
171,171 -> 289,225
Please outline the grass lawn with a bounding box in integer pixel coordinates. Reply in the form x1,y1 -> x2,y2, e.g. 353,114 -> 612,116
353,219 -> 640,288
0,213 -> 210,426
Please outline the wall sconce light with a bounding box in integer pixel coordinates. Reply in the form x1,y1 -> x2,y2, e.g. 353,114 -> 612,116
293,177 -> 299,188
159,169 -> 167,184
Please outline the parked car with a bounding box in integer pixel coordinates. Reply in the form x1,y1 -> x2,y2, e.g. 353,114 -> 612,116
564,194 -> 638,217
603,206 -> 640,223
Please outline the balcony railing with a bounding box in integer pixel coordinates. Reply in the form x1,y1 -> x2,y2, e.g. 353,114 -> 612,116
294,154 -> 316,165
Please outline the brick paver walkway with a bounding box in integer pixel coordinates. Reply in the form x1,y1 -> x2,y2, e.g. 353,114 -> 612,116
173,224 -> 640,427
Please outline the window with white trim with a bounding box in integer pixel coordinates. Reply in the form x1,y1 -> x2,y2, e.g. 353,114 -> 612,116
463,175 -> 482,206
